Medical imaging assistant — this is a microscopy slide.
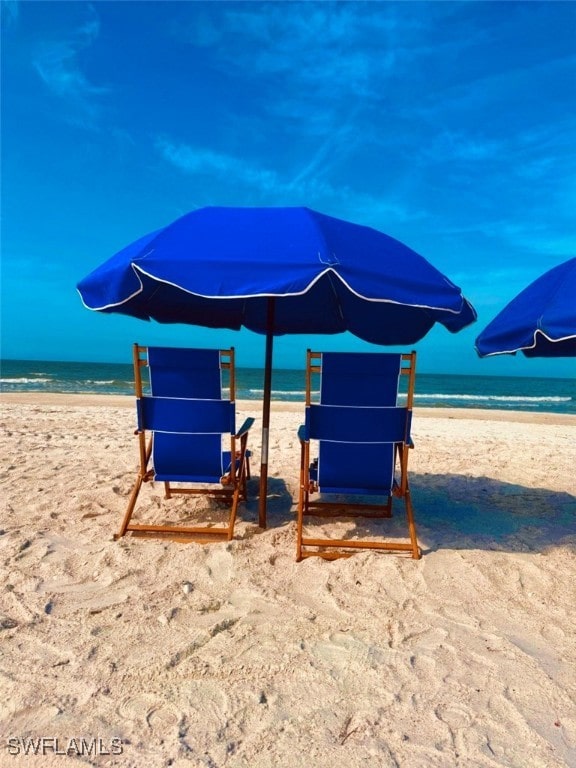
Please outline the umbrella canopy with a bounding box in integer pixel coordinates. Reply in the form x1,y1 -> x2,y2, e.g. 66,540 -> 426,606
475,257 -> 576,358
78,206 -> 477,525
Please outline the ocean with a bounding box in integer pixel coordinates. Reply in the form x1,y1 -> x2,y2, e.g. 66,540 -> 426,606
1,359 -> 574,415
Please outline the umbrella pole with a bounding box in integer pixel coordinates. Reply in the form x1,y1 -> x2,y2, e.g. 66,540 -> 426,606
258,298 -> 275,528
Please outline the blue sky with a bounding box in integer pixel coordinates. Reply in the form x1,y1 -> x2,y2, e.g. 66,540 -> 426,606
2,0 -> 575,377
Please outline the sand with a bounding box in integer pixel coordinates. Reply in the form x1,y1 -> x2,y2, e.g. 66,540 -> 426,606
0,393 -> 575,767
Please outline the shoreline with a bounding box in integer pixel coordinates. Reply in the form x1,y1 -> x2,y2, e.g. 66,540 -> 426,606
2,391 -> 574,426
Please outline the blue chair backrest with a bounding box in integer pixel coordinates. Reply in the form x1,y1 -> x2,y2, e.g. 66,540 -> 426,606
148,347 -> 223,398
320,352 -> 402,406
138,346 -> 234,482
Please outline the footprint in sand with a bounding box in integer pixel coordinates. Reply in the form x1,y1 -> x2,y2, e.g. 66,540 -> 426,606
435,702 -> 474,729
116,694 -> 180,735
203,547 -> 235,585
312,631 -> 400,684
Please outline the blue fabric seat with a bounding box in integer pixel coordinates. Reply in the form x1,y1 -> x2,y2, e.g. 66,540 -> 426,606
297,351 -> 421,560
116,345 -> 254,541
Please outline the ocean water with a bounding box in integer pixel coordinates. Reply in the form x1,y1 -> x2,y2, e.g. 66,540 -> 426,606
1,359 -> 574,415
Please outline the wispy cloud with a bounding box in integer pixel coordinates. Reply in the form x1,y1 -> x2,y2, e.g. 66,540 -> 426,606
156,138 -> 281,195
168,3 -> 486,203
33,4 -> 109,123
437,216 -> 576,262
175,3 -> 428,103
420,131 -> 503,164
406,52 -> 576,128
155,136 -> 421,228
162,4 -> 575,251
168,4 -> 427,210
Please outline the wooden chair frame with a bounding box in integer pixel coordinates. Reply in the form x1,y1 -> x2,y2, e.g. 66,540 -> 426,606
296,350 -> 421,560
116,344 -> 253,542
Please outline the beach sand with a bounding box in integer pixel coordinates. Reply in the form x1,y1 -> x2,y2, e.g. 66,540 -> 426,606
1,393 -> 575,767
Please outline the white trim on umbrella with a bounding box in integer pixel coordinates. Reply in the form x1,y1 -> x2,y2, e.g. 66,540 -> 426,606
78,262 -> 473,317
475,328 -> 576,357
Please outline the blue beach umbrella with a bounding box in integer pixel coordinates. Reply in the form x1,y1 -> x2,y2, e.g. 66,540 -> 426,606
475,257 -> 576,358
77,206 -> 477,525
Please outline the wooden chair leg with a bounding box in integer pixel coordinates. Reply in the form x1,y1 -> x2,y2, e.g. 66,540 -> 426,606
296,439 -> 310,561
405,489 -> 421,559
228,486 -> 241,541
116,474 -> 144,539
296,504 -> 303,562
296,488 -> 308,562
240,455 -> 249,501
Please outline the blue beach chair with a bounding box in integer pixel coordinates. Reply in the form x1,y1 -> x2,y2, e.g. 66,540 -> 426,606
297,351 -> 421,560
116,345 -> 254,541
